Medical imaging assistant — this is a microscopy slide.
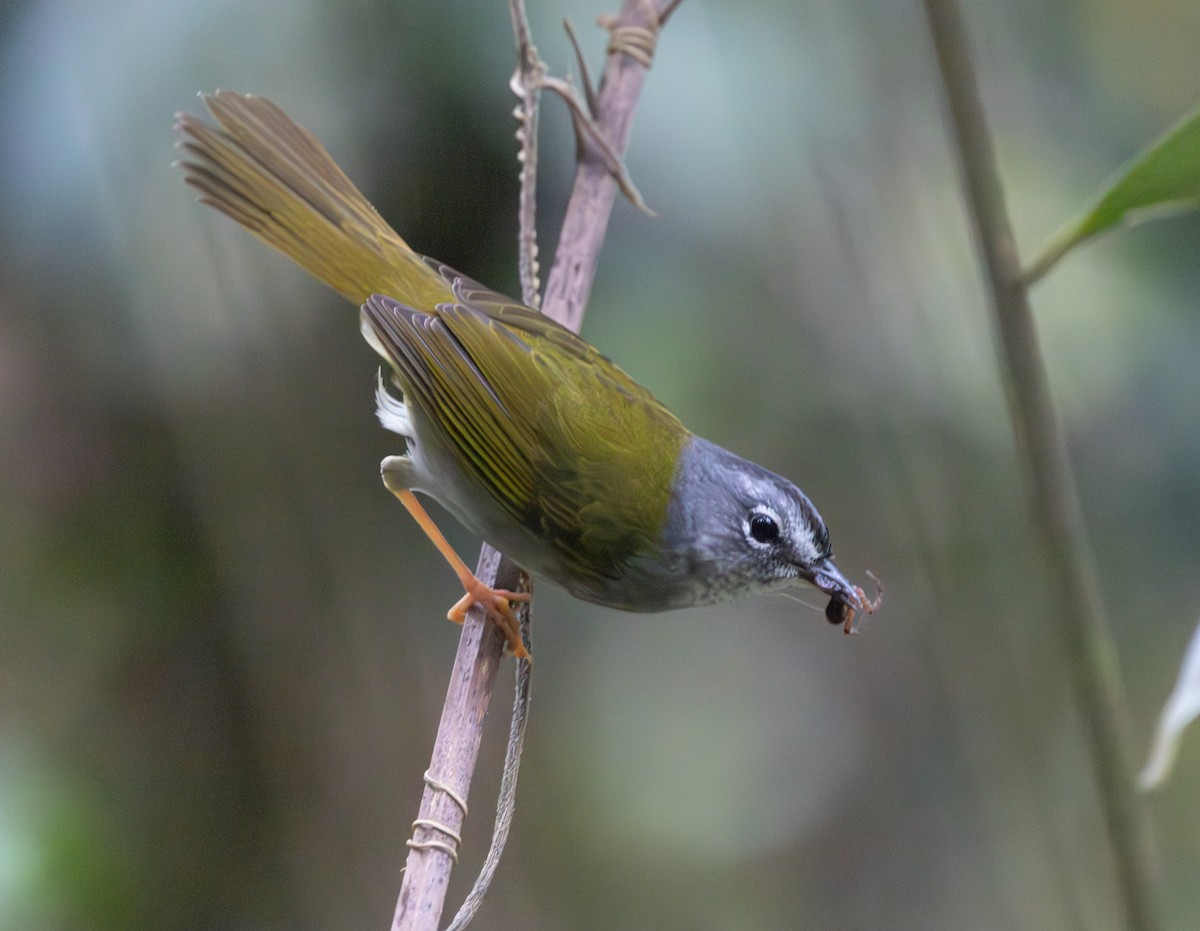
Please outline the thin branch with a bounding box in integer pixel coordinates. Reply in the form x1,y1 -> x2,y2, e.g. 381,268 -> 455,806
391,551 -> 524,931
541,3 -> 672,336
920,1 -> 1162,928
391,2 -> 680,928
440,2 -> 545,925
509,0 -> 546,308
540,75 -> 655,217
563,19 -> 600,118
443,622 -> 533,931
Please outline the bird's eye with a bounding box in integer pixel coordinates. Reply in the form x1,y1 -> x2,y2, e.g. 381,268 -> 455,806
748,512 -> 780,544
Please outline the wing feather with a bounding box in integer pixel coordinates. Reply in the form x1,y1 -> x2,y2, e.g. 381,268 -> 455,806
362,292 -> 689,584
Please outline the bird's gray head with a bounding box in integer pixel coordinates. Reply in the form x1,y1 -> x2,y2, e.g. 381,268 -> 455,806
664,437 -> 861,612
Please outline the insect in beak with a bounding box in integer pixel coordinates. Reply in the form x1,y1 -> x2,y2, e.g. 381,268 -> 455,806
822,570 -> 884,635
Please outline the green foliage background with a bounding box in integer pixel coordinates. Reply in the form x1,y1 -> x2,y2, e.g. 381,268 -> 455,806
1,1 -> 1199,928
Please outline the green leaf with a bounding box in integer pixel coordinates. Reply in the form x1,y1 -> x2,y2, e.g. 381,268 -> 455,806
1024,104 -> 1200,284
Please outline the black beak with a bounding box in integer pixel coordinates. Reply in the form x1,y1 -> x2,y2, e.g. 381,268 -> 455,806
803,557 -> 862,611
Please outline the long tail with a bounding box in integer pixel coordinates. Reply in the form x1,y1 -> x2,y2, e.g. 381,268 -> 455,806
174,90 -> 454,310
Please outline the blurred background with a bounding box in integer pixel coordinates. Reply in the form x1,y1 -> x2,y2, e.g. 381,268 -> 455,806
2,0 -> 1199,928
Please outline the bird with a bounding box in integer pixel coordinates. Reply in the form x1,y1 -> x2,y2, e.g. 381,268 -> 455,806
174,91 -> 876,659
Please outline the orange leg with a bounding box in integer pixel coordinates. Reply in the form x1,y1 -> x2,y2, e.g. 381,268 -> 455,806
389,487 -> 531,660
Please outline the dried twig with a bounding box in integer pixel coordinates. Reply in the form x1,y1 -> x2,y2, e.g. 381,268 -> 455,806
509,0 -> 546,309
391,3 -> 680,929
439,2 -> 545,927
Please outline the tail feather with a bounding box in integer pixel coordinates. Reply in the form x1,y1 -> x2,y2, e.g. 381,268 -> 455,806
175,90 -> 454,310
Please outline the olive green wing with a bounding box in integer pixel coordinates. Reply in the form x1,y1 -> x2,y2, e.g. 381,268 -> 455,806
361,290 -> 690,585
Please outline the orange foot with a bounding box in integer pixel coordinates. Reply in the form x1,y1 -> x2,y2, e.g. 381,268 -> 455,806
448,576 -> 532,660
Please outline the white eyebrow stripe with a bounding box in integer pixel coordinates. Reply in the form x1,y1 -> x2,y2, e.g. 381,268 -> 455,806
793,522 -> 820,564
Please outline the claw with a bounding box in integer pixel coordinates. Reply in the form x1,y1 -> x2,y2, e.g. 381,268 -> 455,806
448,577 -> 532,660
385,486 -> 533,660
